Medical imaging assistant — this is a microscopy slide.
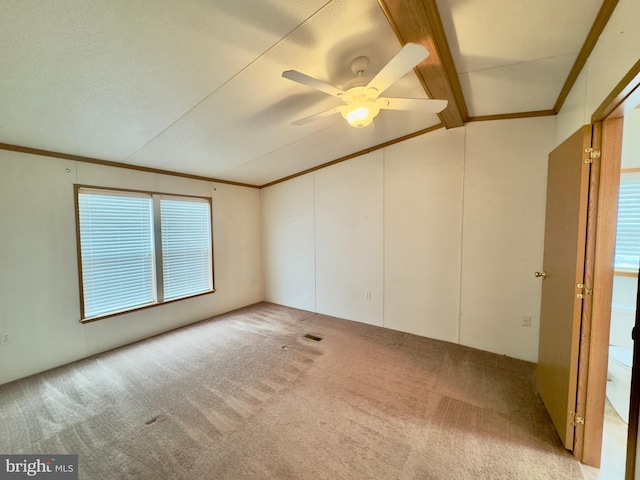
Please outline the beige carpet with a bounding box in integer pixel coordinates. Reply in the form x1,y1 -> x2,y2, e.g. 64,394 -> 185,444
0,302 -> 584,479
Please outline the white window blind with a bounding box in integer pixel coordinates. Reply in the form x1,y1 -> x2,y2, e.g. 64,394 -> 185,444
77,187 -> 214,321
160,197 -> 213,300
78,190 -> 156,318
615,173 -> 640,272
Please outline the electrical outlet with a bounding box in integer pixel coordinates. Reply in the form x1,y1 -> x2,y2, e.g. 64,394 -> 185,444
365,291 -> 372,300
522,315 -> 532,328
0,333 -> 10,346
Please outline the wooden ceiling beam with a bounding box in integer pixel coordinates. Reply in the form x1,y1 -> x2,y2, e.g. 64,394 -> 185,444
378,0 -> 468,128
554,0 -> 619,114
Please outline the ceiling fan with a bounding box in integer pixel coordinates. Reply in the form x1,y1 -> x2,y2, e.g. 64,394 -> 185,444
282,43 -> 448,129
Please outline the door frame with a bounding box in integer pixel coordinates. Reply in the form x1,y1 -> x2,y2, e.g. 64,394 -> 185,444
573,117 -> 622,465
572,60 -> 640,467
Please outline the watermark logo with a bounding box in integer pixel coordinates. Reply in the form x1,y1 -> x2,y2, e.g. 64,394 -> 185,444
0,455 -> 77,479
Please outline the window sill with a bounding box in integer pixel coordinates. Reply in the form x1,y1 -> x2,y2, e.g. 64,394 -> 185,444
614,270 -> 639,278
80,288 -> 216,324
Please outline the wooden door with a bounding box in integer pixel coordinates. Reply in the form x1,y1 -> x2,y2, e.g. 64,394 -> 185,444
537,125 -> 593,450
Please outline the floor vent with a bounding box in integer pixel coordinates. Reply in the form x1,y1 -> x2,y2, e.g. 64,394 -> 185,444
304,334 -> 322,342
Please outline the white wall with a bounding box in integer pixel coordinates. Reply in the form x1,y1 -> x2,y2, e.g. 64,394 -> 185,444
315,154 -> 384,326
610,276 -> 636,349
261,174 -> 316,311
261,154 -> 386,326
0,151 -> 263,385
460,119 -> 552,360
384,127 -> 465,342
555,67 -> 588,146
262,117 -> 555,362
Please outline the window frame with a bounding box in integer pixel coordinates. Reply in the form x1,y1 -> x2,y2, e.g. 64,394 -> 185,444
74,184 -> 215,323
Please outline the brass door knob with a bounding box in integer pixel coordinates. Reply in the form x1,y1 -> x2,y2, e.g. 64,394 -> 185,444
535,271 -> 547,279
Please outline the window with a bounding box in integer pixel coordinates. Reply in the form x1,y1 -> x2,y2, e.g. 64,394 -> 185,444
614,171 -> 640,272
76,186 -> 214,321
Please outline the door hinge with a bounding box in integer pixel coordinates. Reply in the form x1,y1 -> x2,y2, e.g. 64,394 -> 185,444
576,284 -> 592,298
584,148 -> 601,163
569,411 -> 585,426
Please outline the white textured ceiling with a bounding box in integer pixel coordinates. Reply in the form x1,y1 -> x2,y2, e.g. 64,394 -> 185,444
437,0 -> 604,116
0,0 -> 607,185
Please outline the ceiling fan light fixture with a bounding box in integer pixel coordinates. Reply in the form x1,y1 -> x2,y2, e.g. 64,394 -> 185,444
342,102 -> 380,128
283,43 -> 442,128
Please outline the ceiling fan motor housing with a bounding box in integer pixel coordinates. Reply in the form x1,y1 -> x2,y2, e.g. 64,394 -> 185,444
350,56 -> 370,77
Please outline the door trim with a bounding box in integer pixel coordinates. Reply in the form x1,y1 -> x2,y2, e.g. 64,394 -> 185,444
574,118 -> 623,466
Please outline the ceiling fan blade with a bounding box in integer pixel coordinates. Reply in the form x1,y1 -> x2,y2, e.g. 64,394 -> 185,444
366,43 -> 429,97
381,97 -> 448,113
291,105 -> 344,126
282,70 -> 350,101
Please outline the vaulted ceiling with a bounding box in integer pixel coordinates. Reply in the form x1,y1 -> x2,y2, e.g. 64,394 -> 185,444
0,0 -> 612,187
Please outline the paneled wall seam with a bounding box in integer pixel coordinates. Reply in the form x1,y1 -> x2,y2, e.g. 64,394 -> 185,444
313,172 -> 318,312
457,127 -> 467,344
382,148 -> 387,329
